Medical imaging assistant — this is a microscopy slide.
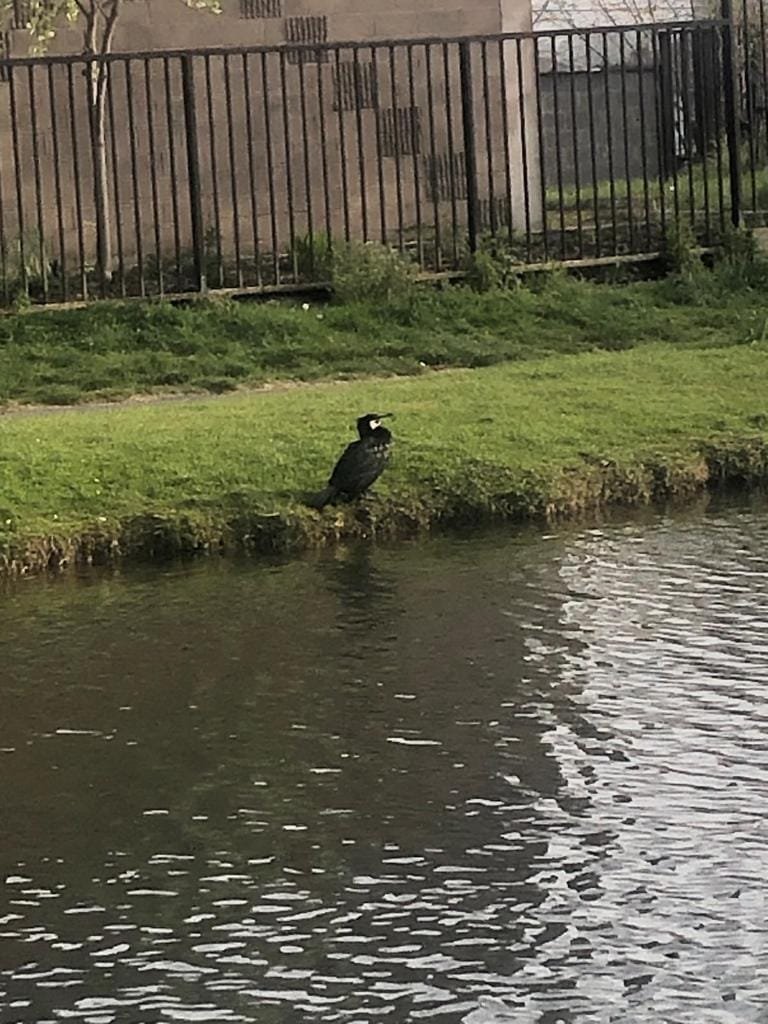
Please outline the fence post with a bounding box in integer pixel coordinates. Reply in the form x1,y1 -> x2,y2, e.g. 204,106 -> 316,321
721,0 -> 742,228
459,41 -> 480,253
181,54 -> 207,294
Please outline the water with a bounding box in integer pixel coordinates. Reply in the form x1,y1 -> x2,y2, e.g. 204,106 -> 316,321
1,500 -> 767,1024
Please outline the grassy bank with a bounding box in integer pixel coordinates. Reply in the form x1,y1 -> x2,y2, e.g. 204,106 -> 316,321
3,260 -> 768,407
2,341 -> 767,576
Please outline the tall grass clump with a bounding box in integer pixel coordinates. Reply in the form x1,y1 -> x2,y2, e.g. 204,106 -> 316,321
464,234 -> 525,293
657,223 -> 768,305
330,241 -> 418,304
291,232 -> 334,282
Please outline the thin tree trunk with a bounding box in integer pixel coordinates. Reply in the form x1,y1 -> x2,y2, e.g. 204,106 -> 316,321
84,1 -> 121,286
89,78 -> 112,285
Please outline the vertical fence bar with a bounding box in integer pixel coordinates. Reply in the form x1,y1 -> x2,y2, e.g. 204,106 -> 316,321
651,29 -> 668,241
567,35 -> 583,259
711,24 -> 727,232
759,0 -> 768,169
636,29 -> 652,248
278,49 -> 298,281
0,133 -> 8,304
243,53 -> 262,286
87,59 -> 109,299
47,64 -> 67,302
66,63 -> 88,299
551,36 -> 566,257
668,33 -> 681,227
389,45 -> 405,251
618,33 -> 634,251
425,43 -> 441,269
27,66 -> 48,301
516,37 -> 533,260
181,54 -> 207,294
371,46 -> 387,245
407,44 -> 423,264
0,62 -> 8,304
695,27 -> 712,240
352,47 -> 369,242
334,48 -> 351,244
443,42 -> 459,264
481,41 -> 496,236
297,53 -> 314,273
700,27 -> 720,240
498,39 -> 514,245
204,55 -> 224,287
533,38 -> 548,259
602,32 -> 618,253
679,29 -> 696,229
125,59 -> 146,297
585,35 -> 600,256
260,52 -> 279,284
144,59 -> 164,295
721,0 -> 742,227
163,56 -> 182,291
459,40 -> 479,253
223,53 -> 243,288
8,68 -> 28,296
316,52 -> 333,259
740,0 -> 757,209
107,61 -> 126,296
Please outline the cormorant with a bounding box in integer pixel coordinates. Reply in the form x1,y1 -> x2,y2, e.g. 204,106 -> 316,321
308,412 -> 393,509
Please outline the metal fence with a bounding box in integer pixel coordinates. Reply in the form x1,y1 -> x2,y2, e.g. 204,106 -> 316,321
734,0 -> 768,222
0,9 -> 754,306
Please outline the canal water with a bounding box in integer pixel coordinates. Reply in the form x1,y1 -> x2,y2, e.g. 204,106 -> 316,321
1,499 -> 767,1023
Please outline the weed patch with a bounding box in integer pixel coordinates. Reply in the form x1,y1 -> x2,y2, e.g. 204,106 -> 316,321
1,259 -> 767,408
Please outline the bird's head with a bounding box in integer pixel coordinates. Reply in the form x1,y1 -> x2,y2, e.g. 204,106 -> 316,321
356,412 -> 393,437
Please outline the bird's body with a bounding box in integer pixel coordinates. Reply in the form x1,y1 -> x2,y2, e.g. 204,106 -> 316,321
309,413 -> 393,509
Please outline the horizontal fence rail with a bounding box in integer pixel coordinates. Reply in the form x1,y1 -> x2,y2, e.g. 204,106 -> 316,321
0,16 -> 752,306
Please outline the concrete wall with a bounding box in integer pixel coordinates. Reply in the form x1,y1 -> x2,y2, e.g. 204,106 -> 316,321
539,68 -> 662,187
0,0 -> 542,287
7,0 -> 507,56
532,0 -> 715,34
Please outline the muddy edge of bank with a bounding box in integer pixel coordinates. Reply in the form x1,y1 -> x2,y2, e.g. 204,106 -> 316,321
3,437 -> 766,578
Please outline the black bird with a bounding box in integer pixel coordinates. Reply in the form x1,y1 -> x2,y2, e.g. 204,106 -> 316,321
308,412 -> 393,509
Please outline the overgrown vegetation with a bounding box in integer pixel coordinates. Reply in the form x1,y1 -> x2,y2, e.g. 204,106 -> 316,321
2,235 -> 768,407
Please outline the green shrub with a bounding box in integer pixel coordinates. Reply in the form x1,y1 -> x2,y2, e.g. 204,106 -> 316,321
291,232 -> 333,282
660,221 -> 699,277
715,225 -> 758,265
331,241 -> 417,304
463,234 -> 527,293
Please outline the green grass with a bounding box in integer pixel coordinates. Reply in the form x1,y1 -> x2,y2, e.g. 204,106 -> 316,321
2,341 -> 767,574
2,261 -> 768,407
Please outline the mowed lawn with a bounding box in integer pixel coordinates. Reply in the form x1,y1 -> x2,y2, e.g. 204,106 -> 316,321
2,342 -> 767,559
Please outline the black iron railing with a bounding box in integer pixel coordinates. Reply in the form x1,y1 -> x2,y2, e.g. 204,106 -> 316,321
0,15 -> 752,305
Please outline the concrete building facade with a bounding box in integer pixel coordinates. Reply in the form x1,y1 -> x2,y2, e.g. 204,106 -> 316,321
0,0 -> 541,292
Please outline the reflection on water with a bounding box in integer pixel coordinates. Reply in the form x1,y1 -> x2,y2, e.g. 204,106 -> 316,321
1,500 -> 767,1023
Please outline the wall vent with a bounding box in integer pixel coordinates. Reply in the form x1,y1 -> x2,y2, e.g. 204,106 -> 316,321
423,151 -> 468,202
379,106 -> 421,157
240,0 -> 282,16
284,16 -> 328,65
332,60 -> 377,111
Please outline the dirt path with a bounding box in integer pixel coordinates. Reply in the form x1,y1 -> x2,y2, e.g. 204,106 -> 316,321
0,373 -> 417,419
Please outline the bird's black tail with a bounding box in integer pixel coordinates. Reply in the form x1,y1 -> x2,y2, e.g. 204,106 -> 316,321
305,486 -> 337,510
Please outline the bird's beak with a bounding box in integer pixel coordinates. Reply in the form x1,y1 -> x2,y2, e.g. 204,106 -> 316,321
378,412 -> 394,419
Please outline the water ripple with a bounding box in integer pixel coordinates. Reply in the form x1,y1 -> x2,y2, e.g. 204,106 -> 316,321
1,504 -> 767,1022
